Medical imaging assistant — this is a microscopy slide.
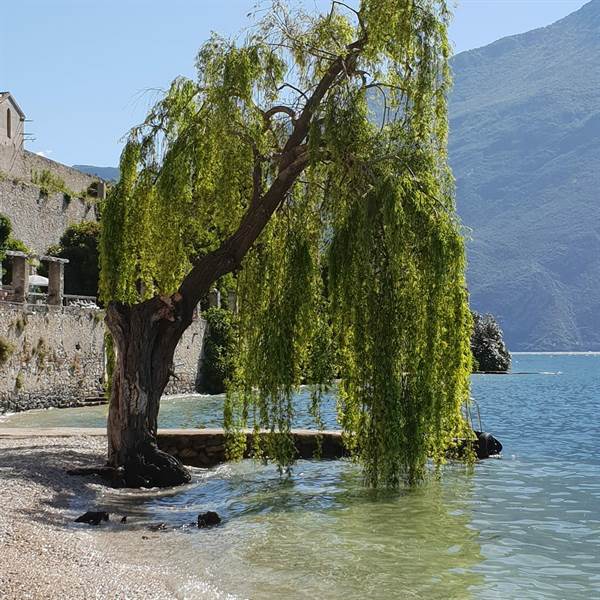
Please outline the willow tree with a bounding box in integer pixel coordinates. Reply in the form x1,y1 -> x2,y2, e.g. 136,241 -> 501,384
100,0 -> 473,489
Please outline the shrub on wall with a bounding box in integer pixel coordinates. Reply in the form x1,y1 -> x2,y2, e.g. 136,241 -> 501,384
199,307 -> 236,395
0,336 -> 14,366
0,212 -> 11,258
32,169 -> 71,198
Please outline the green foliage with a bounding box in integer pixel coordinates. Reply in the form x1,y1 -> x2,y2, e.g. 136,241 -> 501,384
0,213 -> 11,260
471,312 -> 511,372
4,238 -> 30,254
15,371 -> 24,390
200,307 -> 236,394
0,336 -> 14,366
1,237 -> 31,285
32,169 -> 71,197
45,222 -> 100,296
100,0 -> 473,487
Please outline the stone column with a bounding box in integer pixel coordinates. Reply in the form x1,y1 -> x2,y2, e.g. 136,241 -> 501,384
46,260 -> 65,306
227,290 -> 238,314
9,253 -> 27,303
208,289 -> 221,308
96,181 -> 107,200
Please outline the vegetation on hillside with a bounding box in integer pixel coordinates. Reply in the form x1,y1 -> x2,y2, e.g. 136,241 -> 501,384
0,213 -> 10,260
0,213 -> 32,284
449,0 -> 600,350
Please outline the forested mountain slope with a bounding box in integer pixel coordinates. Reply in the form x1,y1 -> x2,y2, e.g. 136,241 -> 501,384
450,0 -> 600,350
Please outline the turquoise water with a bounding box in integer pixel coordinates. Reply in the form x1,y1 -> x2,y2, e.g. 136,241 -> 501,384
4,354 -> 600,598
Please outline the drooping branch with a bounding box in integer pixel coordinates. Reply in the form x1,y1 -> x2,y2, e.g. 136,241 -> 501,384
176,37 -> 366,311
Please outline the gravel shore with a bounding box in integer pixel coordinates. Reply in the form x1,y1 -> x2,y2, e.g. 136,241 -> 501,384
0,434 -> 177,600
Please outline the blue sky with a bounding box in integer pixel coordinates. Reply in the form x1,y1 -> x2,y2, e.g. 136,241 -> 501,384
0,0 -> 589,167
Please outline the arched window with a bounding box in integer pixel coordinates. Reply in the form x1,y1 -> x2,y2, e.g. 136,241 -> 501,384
6,108 -> 11,139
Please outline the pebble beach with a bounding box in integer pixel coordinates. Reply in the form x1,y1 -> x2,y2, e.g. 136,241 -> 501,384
0,433 -> 176,600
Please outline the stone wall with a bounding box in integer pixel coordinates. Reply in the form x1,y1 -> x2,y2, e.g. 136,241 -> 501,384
157,429 -> 345,468
0,150 -> 97,195
0,178 -> 97,253
0,303 -> 207,413
0,303 -> 106,413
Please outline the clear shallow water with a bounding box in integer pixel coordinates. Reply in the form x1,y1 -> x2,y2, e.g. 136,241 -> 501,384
4,354 -> 600,598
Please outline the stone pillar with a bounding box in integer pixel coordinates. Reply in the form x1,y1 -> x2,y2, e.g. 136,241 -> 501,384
96,181 -> 107,200
10,254 -> 27,303
208,289 -> 221,308
47,260 -> 65,306
227,290 -> 238,314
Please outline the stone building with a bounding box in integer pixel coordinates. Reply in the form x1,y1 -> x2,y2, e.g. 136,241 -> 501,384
0,92 -> 26,158
0,91 -> 103,253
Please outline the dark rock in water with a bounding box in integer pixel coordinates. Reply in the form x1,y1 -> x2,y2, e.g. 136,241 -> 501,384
148,522 -> 168,531
74,511 -> 109,526
120,516 -> 127,523
476,431 -> 503,459
197,511 -> 221,528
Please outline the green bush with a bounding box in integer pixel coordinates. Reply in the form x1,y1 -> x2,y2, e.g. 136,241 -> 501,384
200,307 -> 236,394
1,236 -> 32,285
32,169 -> 70,197
44,222 -> 100,296
0,213 -> 11,257
0,336 -> 14,366
471,312 -> 511,372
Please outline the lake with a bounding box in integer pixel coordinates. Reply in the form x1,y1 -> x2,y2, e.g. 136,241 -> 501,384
2,353 -> 600,599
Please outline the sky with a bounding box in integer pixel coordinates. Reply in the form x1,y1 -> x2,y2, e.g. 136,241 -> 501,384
0,0 -> 590,167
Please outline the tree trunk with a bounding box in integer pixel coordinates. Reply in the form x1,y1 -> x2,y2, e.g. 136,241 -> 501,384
105,298 -> 192,488
101,39 -> 360,487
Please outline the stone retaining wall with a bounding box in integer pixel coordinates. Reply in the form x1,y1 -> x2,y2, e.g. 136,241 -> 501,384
157,429 -> 346,467
0,303 -> 105,412
0,303 -> 207,413
0,427 -> 346,466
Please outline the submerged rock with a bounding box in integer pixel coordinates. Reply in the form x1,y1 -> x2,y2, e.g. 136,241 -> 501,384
197,511 -> 221,528
476,432 -> 503,459
74,511 -> 109,526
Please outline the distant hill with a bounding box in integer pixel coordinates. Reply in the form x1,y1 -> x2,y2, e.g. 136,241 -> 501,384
73,165 -> 120,182
449,0 -> 600,350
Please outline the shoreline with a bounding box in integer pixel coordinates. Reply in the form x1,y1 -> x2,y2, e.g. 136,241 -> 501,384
0,435 -> 178,599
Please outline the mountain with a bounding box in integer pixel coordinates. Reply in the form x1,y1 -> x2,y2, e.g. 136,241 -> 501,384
449,0 -> 600,350
73,165 -> 120,182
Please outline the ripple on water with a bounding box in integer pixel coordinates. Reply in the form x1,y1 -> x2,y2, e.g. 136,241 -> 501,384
10,354 -> 600,598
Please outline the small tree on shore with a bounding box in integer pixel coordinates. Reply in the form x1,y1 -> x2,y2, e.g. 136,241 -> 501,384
471,312 -> 511,372
100,0 -> 473,488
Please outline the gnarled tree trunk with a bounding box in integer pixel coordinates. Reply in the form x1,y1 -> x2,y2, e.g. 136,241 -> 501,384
103,41 -> 357,487
105,298 -> 193,487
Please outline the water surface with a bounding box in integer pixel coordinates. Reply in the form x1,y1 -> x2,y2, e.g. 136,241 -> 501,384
3,354 -> 600,599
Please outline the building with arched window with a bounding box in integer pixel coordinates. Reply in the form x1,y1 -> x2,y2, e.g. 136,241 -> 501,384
0,92 -> 25,152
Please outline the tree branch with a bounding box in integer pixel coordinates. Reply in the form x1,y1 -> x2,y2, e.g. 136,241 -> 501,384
175,37 -> 367,315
